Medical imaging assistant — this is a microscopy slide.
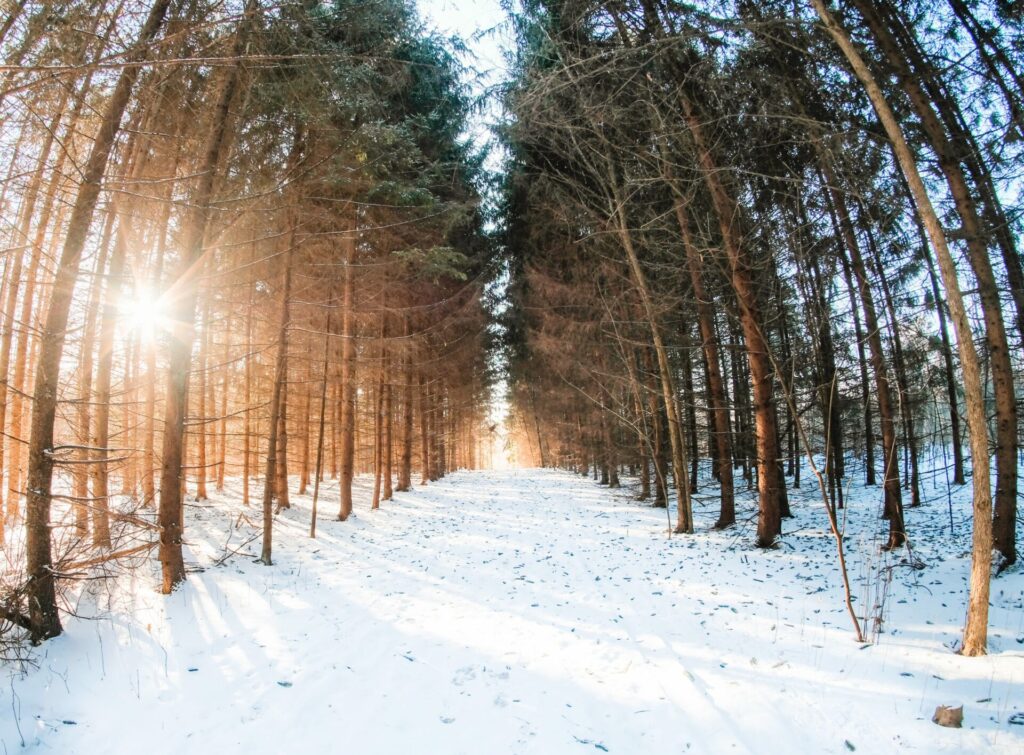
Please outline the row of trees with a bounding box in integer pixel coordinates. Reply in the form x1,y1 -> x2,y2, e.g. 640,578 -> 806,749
499,0 -> 1022,655
0,0 -> 495,643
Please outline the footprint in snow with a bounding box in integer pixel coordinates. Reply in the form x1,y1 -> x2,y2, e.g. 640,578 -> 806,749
452,666 -> 477,686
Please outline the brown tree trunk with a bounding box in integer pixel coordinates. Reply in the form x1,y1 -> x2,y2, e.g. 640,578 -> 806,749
298,375 -> 310,496
623,349 -> 651,501
851,0 -> 1017,566
397,333 -> 413,492
23,0 -> 172,639
921,233 -> 965,486
275,346 -> 290,509
157,3 -> 252,594
143,151 -> 177,508
0,86 -> 69,531
11,178 -> 79,523
70,215 -> 116,536
383,357 -> 394,501
195,301 -> 210,502
260,246 -> 294,565
811,0 -> 993,656
837,250 -> 875,485
805,248 -> 845,510
644,350 -> 669,508
433,383 -> 445,480
607,176 -> 692,532
863,218 -> 921,509
683,343 -> 699,495
217,317 -> 230,492
680,92 -> 780,546
420,373 -> 431,484
604,411 -> 619,489
674,197 -> 735,526
243,257 -> 254,506
371,360 -> 385,509
123,332 -> 139,496
309,306 -> 332,538
823,175 -> 905,548
90,223 -> 133,548
337,223 -> 356,520
330,381 -> 339,480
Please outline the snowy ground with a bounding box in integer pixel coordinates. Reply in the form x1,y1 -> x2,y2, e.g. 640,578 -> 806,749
2,466 -> 1022,754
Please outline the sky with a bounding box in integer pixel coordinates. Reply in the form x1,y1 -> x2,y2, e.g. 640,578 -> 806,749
416,0 -> 510,82
416,1 -> 514,449
416,0 -> 513,156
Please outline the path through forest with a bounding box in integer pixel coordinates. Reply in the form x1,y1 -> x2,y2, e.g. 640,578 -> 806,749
3,469 -> 1022,753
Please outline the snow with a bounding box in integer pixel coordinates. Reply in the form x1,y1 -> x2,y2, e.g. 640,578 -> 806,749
2,467 -> 1023,754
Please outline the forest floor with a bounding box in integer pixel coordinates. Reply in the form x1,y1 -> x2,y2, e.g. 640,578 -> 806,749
1,465 -> 1022,754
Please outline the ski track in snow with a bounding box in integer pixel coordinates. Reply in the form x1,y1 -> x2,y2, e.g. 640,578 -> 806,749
2,467 -> 1022,754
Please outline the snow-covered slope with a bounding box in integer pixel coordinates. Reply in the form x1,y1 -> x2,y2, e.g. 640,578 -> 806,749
2,468 -> 1022,753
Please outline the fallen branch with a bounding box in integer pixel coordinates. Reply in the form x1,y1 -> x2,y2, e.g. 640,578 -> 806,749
214,531 -> 261,567
59,542 -> 157,573
0,603 -> 32,633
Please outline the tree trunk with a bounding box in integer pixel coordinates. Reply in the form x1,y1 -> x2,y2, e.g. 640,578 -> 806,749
337,224 -> 356,520
921,229 -> 965,486
243,252 -> 254,506
673,197 -> 734,527
195,301 -> 210,502
70,215 -> 116,536
260,246 -> 294,565
371,317 -> 386,510
681,336 -> 699,495
23,0 -> 172,639
852,0 -> 1017,566
604,411 -> 619,489
90,223 -> 133,548
309,302 -> 332,537
275,346 -> 290,509
383,357 -> 394,501
0,85 -> 70,531
805,247 -> 845,510
825,174 -> 904,548
143,151 -> 177,508
298,375 -> 310,496
680,92 -> 780,546
420,373 -> 431,484
863,217 -> 921,509
810,0 -> 993,656
609,184 -> 692,532
157,2 -> 252,594
217,317 -> 230,492
397,331 -> 413,491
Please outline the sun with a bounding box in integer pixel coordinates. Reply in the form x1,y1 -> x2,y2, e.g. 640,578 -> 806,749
119,287 -> 168,341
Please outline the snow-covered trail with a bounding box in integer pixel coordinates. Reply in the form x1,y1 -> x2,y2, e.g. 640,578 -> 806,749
2,468 -> 1022,754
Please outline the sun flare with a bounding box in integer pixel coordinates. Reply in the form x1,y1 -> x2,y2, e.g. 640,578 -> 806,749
119,288 -> 168,341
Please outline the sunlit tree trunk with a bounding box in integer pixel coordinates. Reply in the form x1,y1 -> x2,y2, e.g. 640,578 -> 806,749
397,330 -> 413,492
298,373 -> 310,496
260,244 -> 294,565
338,223 -> 356,520
673,195 -> 734,527
23,0 -> 172,638
383,352 -> 393,501
680,92 -> 781,546
811,0 -> 993,656
419,373 -> 431,484
217,317 -> 230,492
157,1 -> 253,593
851,0 -> 1017,565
